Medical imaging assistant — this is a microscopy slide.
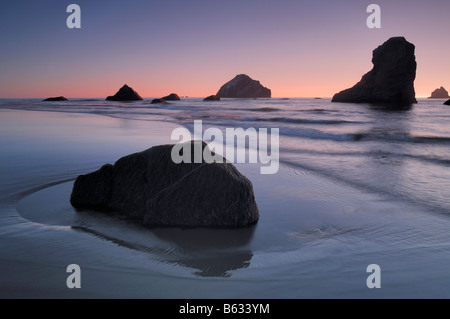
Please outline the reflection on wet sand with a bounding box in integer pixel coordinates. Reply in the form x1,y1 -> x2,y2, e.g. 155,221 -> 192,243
151,227 -> 256,277
73,224 -> 256,278
170,250 -> 252,277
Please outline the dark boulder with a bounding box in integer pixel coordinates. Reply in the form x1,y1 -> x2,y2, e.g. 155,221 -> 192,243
70,141 -> 259,228
161,93 -> 180,101
428,87 -> 450,99
217,74 -> 271,98
43,96 -> 68,101
332,37 -> 417,106
151,98 -> 168,104
444,99 -> 450,105
70,164 -> 113,210
203,95 -> 221,101
106,84 -> 143,101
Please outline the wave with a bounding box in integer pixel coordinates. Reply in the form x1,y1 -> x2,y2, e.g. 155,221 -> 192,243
407,136 -> 450,144
289,225 -> 369,241
71,99 -> 103,102
277,127 -> 356,142
281,159 -> 450,216
241,107 -> 280,112
254,117 -> 363,125
281,147 -> 450,168
4,98 -> 450,149
279,129 -> 450,145
352,132 -> 450,145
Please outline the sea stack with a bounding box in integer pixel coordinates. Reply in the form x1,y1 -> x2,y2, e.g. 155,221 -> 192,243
203,95 -> 221,101
444,99 -> 450,105
428,87 -> 450,99
70,141 -> 259,228
217,74 -> 271,98
332,37 -> 417,106
106,84 -> 143,101
43,96 -> 68,101
161,93 -> 180,101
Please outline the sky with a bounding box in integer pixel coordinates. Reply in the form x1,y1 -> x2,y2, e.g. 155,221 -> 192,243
0,0 -> 449,98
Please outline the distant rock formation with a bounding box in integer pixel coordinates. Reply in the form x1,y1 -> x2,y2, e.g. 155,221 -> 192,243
70,141 -> 259,228
217,74 -> 271,98
203,95 -> 221,101
106,84 -> 143,101
428,87 -> 450,99
43,96 -> 68,101
444,99 -> 450,105
151,98 -> 168,104
332,37 -> 417,105
161,93 -> 180,101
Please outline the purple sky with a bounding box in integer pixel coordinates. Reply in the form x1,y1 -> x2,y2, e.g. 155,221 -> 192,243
0,0 -> 449,97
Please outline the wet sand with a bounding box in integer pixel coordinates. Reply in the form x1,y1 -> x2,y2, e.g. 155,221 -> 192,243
1,109 -> 450,298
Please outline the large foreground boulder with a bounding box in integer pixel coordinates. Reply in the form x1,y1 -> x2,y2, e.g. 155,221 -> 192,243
428,87 -> 450,99
332,37 -> 417,105
70,141 -> 259,227
43,96 -> 68,101
444,99 -> 450,105
217,74 -> 271,98
106,84 -> 143,101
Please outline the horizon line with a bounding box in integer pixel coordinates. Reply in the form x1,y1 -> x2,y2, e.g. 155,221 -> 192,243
0,95 -> 434,99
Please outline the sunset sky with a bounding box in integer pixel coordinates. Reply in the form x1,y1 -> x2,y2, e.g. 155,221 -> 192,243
0,0 -> 449,98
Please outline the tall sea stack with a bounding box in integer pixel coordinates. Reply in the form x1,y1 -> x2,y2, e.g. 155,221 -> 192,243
332,37 -> 417,106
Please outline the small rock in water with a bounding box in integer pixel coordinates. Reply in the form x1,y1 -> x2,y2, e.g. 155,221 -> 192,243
203,95 -> 221,101
151,98 -> 168,104
43,96 -> 68,101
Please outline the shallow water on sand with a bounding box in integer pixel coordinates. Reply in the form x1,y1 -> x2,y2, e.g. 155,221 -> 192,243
1,105 -> 450,298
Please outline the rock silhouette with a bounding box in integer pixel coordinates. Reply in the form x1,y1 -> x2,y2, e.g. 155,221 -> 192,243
428,87 -> 450,99
151,98 -> 168,104
332,37 -> 417,106
43,96 -> 68,101
161,93 -> 180,101
70,141 -> 259,228
444,99 -> 450,105
203,95 -> 221,101
106,84 -> 143,101
217,74 -> 271,98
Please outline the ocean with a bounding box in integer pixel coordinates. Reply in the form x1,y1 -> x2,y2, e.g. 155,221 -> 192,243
0,97 -> 449,298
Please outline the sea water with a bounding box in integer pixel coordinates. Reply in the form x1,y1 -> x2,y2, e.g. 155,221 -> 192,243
0,98 -> 449,298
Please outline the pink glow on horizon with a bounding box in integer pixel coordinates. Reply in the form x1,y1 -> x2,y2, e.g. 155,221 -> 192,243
2,37 -> 447,99
0,1 -> 449,99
